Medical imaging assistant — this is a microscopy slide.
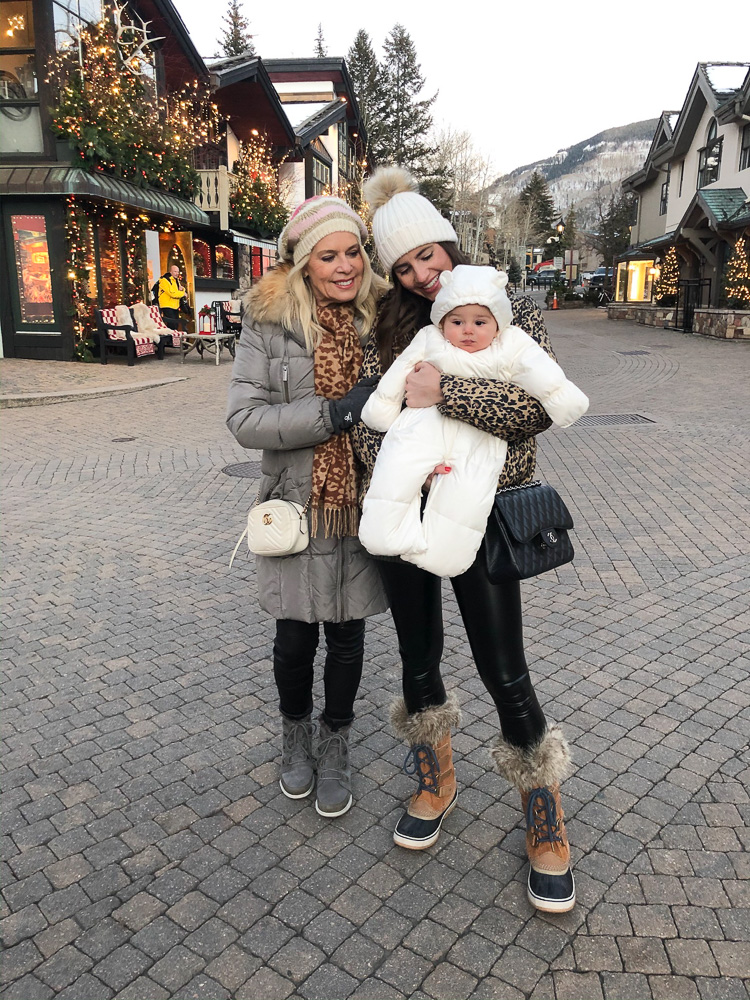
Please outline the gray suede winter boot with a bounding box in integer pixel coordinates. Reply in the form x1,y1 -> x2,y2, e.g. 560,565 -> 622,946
280,715 -> 315,799
315,719 -> 352,818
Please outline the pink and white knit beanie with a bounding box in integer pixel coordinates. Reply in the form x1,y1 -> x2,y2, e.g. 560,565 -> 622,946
278,196 -> 368,265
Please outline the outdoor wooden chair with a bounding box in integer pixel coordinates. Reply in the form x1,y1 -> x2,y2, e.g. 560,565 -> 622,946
212,300 -> 243,339
130,304 -> 185,359
95,307 -> 158,366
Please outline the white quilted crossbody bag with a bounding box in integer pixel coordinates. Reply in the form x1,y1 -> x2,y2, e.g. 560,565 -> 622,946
229,495 -> 310,566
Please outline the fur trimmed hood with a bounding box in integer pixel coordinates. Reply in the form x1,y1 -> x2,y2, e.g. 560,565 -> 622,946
244,261 -> 295,327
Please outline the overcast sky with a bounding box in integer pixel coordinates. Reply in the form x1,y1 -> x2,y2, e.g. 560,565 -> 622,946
177,0 -> 749,178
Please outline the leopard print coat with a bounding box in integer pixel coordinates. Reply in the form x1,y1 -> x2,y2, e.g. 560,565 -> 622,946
351,295 -> 555,500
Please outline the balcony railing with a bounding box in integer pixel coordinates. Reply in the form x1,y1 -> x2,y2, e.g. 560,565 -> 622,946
195,166 -> 237,230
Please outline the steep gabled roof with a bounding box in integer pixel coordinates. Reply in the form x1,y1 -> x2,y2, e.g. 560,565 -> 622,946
294,99 -> 348,147
208,56 -> 298,147
623,111 -> 678,192
666,62 -> 750,160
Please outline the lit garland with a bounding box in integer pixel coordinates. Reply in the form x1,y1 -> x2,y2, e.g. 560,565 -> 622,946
48,3 -> 223,198
229,135 -> 289,239
65,196 -> 176,360
722,236 -> 750,309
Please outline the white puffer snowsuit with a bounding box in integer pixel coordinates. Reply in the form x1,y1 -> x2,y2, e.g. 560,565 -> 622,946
358,323 -> 589,577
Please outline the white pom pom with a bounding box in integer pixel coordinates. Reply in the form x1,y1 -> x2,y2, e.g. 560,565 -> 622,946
363,166 -> 418,213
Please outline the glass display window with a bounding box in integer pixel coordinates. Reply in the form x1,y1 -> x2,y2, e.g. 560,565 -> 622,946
98,224 -> 124,306
215,244 -> 234,279
11,214 -> 55,323
193,239 -> 211,278
0,2 -> 34,48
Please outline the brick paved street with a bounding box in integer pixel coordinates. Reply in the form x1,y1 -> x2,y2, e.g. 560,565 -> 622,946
1,308 -> 749,1000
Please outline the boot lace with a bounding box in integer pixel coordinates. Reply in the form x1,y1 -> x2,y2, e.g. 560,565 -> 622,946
282,719 -> 314,766
526,786 -> 563,848
317,730 -> 348,780
403,743 -> 440,795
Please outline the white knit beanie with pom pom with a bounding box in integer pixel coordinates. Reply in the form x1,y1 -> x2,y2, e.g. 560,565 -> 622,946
364,166 -> 457,272
430,265 -> 513,333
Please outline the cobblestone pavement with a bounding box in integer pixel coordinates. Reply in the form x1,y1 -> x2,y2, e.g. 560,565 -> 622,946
1,309 -> 749,1000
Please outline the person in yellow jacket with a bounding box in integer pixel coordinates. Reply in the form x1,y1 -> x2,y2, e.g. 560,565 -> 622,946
158,266 -> 187,330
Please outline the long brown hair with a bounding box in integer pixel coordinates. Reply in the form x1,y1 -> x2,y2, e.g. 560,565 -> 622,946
375,242 -> 469,372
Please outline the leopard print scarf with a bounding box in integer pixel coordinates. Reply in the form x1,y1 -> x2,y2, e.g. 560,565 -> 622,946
310,303 -> 364,538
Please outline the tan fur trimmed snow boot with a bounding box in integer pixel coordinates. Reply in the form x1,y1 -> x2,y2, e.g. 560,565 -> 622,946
391,694 -> 461,850
491,725 -> 576,913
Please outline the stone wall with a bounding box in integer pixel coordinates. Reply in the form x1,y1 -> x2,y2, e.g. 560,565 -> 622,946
692,308 -> 750,340
607,304 -> 676,327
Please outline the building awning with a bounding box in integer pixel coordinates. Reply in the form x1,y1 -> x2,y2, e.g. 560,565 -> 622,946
0,166 -> 211,227
229,229 -> 277,250
616,231 -> 676,261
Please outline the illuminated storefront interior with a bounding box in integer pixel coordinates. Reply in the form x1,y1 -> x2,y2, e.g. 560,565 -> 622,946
615,259 -> 659,303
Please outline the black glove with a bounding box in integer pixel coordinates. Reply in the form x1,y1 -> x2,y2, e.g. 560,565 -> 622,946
327,376 -> 380,434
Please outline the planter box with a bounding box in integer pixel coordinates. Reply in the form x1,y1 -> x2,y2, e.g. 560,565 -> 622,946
545,299 -> 588,309
607,303 -> 675,327
692,308 -> 750,340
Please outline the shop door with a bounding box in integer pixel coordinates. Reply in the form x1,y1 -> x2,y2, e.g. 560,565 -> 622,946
0,200 -> 71,359
676,279 -> 711,332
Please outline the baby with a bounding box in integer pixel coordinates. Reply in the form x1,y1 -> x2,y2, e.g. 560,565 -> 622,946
359,265 -> 589,577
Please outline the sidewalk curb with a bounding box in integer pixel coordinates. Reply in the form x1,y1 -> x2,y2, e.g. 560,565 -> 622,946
0,376 -> 190,409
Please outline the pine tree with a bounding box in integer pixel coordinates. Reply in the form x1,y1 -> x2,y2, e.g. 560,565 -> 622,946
378,24 -> 435,173
654,246 -> 679,304
314,24 -> 327,57
220,0 -> 255,58
507,259 -> 522,288
587,192 -> 636,272
519,171 -> 555,244
562,205 -> 578,252
722,237 -> 750,308
346,29 -> 386,160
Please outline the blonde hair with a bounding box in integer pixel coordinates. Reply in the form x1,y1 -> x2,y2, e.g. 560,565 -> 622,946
280,249 -> 382,354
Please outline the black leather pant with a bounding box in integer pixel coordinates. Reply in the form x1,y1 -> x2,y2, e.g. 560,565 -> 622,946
377,554 -> 547,750
273,618 -> 365,731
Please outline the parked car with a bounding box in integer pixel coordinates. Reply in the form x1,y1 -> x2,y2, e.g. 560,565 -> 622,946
588,267 -> 613,287
526,270 -> 565,288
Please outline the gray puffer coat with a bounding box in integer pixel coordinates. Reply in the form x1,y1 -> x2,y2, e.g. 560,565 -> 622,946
226,263 -> 387,624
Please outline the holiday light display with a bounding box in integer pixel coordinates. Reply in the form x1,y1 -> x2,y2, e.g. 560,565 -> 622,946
654,246 -> 679,305
229,135 -> 289,239
47,3 -> 222,198
722,237 -> 750,309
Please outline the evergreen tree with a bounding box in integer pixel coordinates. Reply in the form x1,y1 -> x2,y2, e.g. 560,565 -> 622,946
220,0 -> 255,57
346,29 -> 386,159
314,24 -> 327,57
519,171 -> 555,244
507,258 -> 522,288
378,24 -> 435,173
654,246 -> 679,304
229,136 -> 288,239
722,237 -> 750,308
587,192 -> 636,271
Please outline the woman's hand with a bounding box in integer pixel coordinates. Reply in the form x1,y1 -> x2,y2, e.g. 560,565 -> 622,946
405,362 -> 444,408
423,463 -> 451,491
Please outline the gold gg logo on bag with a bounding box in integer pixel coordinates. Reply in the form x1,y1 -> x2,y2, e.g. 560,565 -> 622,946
263,513 -> 273,525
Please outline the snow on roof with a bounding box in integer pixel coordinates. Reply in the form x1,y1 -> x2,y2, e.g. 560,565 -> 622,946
703,63 -> 749,94
283,102 -> 330,129
668,113 -> 679,131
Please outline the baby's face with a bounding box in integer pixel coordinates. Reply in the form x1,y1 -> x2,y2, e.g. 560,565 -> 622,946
441,305 -> 498,353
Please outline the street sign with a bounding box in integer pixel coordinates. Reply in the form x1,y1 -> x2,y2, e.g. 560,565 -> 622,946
564,250 -> 579,266
565,264 -> 579,282
553,256 -> 563,270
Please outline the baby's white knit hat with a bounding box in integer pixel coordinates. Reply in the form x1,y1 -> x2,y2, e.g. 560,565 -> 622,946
430,265 -> 513,331
364,166 -> 457,272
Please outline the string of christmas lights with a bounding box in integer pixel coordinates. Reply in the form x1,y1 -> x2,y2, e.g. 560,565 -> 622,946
229,135 -> 289,239
722,237 -> 750,309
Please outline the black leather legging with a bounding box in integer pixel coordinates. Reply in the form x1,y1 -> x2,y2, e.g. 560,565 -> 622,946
273,618 -> 365,731
377,553 -> 546,749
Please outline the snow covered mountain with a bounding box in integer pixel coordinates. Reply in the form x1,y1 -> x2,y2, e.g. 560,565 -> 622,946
488,119 -> 658,225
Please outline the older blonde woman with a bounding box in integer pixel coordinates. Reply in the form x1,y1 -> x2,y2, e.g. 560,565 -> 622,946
227,197 -> 387,819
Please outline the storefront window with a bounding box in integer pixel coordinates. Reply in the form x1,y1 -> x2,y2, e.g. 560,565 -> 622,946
11,215 -> 54,323
616,260 -> 656,303
616,263 -> 628,302
0,1 -> 42,153
215,244 -> 234,279
193,239 -> 211,277
98,224 -> 123,306
312,156 -> 331,196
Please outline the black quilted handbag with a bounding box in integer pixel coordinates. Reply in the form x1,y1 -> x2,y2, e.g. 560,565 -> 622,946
484,481 -> 575,582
